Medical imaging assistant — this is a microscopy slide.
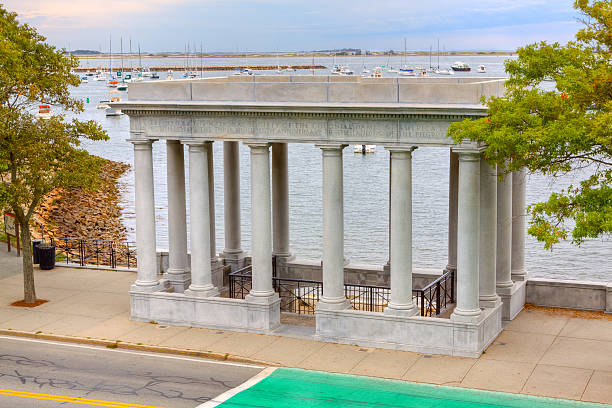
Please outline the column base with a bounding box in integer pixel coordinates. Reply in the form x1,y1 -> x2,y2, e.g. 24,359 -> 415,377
163,268 -> 191,293
246,291 -> 280,305
131,279 -> 171,293
496,281 -> 515,296
499,280 -> 526,322
450,307 -> 483,324
185,284 -> 219,298
222,248 -> 246,261
384,302 -> 419,317
479,294 -> 502,309
317,296 -> 350,311
511,269 -> 528,282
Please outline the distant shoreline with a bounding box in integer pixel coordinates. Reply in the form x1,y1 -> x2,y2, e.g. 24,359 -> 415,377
75,51 -> 516,59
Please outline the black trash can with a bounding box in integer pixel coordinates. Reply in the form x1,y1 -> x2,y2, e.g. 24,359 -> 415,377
32,240 -> 43,264
38,245 -> 56,270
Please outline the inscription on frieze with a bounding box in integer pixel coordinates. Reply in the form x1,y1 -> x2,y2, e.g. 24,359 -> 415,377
254,118 -> 326,140
145,117 -> 192,136
399,121 -> 452,144
327,119 -> 398,142
193,117 -> 253,137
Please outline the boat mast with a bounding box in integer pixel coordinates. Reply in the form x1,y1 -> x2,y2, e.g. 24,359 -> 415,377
437,39 -> 440,69
109,35 -> 112,76
129,37 -> 132,71
200,40 -> 203,78
120,37 -> 123,74
138,44 -> 142,71
429,45 -> 432,70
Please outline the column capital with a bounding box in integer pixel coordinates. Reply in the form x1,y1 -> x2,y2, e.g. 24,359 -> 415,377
182,139 -> 213,147
451,143 -> 486,157
384,145 -> 418,153
128,138 -> 156,148
315,143 -> 347,150
245,142 -> 271,150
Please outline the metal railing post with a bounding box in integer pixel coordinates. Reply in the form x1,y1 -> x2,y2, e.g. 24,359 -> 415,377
435,280 -> 441,315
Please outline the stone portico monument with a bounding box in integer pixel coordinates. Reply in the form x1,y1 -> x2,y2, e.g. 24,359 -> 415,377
114,75 -> 527,357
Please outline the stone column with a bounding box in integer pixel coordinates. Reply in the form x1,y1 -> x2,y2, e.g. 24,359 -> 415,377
164,140 -> 190,292
446,150 -> 459,273
130,138 -> 163,291
317,144 -> 349,310
207,142 -> 217,261
245,143 -> 277,303
271,143 -> 292,260
451,148 -> 482,323
479,158 -> 500,308
384,147 -> 418,316
496,170 -> 514,294
222,141 -> 244,262
511,168 -> 527,281
184,142 -> 218,297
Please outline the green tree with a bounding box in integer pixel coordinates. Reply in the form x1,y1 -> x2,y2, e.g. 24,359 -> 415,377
0,6 -> 107,303
448,0 -> 611,250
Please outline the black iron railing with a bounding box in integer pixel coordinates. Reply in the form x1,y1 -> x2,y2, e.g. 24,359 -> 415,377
413,269 -> 455,317
345,283 -> 391,312
50,237 -> 137,270
228,263 -> 456,317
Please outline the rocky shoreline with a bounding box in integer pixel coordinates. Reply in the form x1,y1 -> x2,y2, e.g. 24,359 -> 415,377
32,158 -> 131,242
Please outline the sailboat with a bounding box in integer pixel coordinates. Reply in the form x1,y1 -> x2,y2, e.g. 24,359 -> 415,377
399,38 -> 415,76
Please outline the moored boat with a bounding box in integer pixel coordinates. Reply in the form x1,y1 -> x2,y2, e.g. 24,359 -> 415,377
36,104 -> 52,119
451,61 -> 471,71
477,64 -> 486,73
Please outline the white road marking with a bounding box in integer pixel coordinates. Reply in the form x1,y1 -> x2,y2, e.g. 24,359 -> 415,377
0,335 -> 265,369
196,367 -> 278,408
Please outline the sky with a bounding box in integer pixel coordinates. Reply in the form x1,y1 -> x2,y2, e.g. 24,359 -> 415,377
2,0 -> 582,53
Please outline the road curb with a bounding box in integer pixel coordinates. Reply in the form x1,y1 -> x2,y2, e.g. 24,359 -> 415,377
0,329 -> 278,367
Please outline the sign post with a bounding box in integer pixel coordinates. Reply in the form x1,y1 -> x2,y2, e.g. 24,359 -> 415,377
3,212 -> 20,256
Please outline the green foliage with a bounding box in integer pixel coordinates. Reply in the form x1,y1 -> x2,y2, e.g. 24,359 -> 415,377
448,0 -> 611,250
0,6 -> 108,302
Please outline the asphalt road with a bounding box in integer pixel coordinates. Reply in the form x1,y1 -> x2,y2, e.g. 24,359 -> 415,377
0,335 -> 263,408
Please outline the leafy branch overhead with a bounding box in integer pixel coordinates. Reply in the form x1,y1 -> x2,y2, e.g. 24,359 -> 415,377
447,0 -> 611,250
0,5 -> 108,303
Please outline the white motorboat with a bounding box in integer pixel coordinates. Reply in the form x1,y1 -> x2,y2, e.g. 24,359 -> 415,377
93,73 -> 107,81
96,100 -> 110,109
80,76 -> 88,83
451,61 -> 471,71
477,65 -> 487,73
434,68 -> 454,75
117,82 -> 128,92
105,91 -> 123,116
353,145 -> 376,154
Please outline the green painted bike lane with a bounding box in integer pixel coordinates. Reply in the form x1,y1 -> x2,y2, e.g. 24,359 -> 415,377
218,367 -> 611,408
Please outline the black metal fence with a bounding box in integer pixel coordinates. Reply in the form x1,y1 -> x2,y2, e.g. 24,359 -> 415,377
228,263 -> 456,317
413,269 -> 455,317
50,237 -> 137,269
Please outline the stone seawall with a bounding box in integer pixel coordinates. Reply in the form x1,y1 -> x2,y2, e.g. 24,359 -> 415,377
32,158 -> 130,242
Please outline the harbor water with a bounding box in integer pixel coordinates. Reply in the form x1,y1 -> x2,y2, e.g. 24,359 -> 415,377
73,54 -> 610,282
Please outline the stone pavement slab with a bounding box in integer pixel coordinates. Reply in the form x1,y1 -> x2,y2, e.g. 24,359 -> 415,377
522,364 -> 593,401
349,348 -> 421,379
159,327 -> 231,351
250,336 -> 326,366
559,318 -> 612,342
582,371 -> 612,405
505,307 -> 571,335
482,330 -> 556,363
402,354 -> 475,384
540,337 -> 612,372
297,343 -> 371,373
461,359 -> 536,393
77,312 -> 145,340
117,322 -> 190,345
206,332 -> 283,357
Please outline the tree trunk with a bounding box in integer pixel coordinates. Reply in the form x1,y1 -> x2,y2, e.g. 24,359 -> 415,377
20,221 -> 36,304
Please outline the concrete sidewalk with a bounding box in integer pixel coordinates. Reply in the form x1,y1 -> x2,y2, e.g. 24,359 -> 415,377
0,249 -> 611,405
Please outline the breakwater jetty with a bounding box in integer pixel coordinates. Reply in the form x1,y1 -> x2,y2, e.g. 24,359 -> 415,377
74,65 -> 327,73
